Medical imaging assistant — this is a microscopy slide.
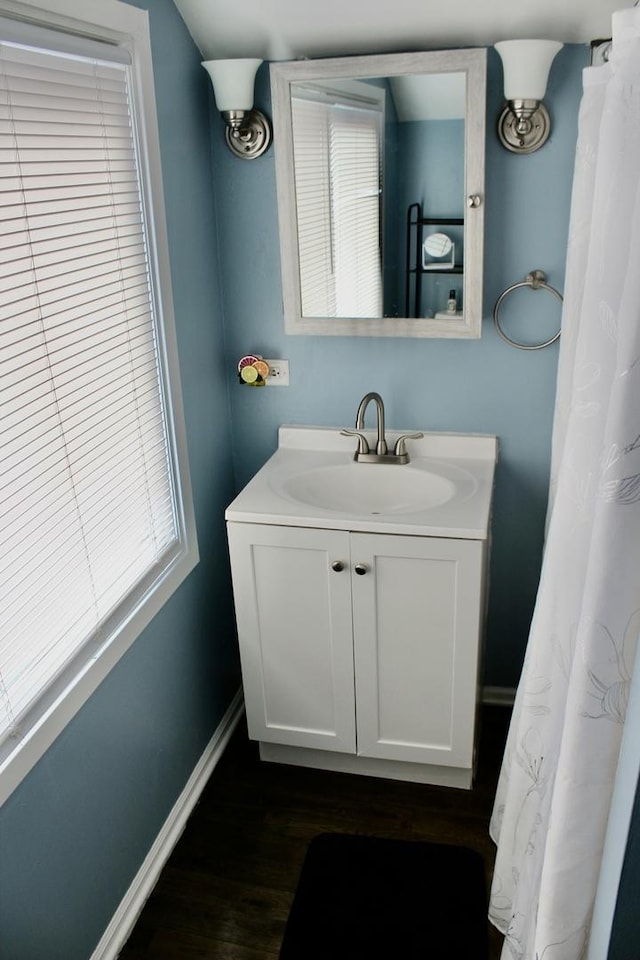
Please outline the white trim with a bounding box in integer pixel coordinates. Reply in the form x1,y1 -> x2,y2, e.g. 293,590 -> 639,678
481,685 -> 516,707
90,690 -> 245,960
0,0 -> 144,42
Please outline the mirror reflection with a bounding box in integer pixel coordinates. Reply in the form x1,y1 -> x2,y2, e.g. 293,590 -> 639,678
290,73 -> 466,321
386,73 -> 466,320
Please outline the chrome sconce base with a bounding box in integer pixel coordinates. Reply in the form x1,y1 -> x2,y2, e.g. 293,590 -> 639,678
494,39 -> 563,154
497,98 -> 551,154
222,108 -> 272,159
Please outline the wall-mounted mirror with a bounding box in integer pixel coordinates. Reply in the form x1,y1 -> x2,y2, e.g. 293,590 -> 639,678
270,49 -> 486,338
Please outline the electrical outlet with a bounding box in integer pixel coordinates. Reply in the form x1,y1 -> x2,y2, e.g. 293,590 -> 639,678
264,359 -> 290,386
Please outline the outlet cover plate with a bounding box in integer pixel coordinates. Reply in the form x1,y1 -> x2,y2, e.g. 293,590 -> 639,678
264,359 -> 290,386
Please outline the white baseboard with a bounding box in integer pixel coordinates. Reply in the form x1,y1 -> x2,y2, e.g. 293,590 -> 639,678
481,685 -> 516,707
91,688 -> 245,960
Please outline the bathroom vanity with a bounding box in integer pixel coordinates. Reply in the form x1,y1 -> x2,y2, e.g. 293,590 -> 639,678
225,425 -> 497,788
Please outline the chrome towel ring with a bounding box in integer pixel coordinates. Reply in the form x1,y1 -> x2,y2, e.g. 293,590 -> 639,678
493,269 -> 563,350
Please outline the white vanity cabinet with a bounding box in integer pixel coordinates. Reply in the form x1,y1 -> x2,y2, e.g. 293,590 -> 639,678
227,523 -> 357,755
226,521 -> 487,788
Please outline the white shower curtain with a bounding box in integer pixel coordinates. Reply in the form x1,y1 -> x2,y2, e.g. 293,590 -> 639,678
489,9 -> 640,959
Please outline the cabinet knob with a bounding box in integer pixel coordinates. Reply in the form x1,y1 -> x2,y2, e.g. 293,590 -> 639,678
467,194 -> 482,208
331,561 -> 344,572
354,563 -> 368,576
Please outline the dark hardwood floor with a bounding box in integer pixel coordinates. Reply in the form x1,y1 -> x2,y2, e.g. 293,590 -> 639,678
119,706 -> 510,959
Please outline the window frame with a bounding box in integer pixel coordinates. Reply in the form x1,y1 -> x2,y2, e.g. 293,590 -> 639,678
0,0 -> 199,805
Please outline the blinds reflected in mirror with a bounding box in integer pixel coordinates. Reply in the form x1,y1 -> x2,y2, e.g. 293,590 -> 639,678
291,81 -> 383,319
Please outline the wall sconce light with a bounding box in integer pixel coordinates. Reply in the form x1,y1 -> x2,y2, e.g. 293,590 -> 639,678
495,40 -> 563,153
201,58 -> 272,160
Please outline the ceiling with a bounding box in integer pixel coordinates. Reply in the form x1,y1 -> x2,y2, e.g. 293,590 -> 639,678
173,0 -> 621,61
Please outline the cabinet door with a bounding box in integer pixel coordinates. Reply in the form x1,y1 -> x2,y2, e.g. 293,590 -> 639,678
227,523 -> 356,753
351,533 -> 484,768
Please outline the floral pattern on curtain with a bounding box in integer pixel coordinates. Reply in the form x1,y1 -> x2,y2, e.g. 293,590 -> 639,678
489,9 -> 640,959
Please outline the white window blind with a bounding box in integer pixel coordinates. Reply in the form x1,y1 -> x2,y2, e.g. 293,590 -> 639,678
292,93 -> 382,319
291,97 -> 335,318
329,108 -> 382,318
0,31 -> 183,748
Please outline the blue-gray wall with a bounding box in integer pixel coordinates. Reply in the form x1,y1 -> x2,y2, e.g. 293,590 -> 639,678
217,44 -> 586,688
0,2 -> 240,958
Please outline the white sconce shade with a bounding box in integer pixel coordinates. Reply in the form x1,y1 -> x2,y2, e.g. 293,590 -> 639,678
495,40 -> 563,101
494,40 -> 564,153
201,58 -> 262,112
201,58 -> 271,159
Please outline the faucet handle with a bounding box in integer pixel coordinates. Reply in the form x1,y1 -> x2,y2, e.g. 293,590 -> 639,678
393,432 -> 424,457
340,429 -> 370,455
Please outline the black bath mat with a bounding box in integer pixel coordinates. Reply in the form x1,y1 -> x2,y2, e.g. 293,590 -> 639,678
279,832 -> 488,959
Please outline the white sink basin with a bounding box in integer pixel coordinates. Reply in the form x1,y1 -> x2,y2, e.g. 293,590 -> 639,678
281,462 -> 457,515
226,426 -> 498,540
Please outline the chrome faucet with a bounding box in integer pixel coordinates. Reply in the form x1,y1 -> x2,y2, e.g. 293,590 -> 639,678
341,391 -> 423,464
356,391 -> 387,455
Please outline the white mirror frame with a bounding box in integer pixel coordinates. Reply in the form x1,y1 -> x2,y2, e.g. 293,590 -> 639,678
270,49 -> 486,338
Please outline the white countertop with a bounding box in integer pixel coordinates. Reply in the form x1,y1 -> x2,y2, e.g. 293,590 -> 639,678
225,426 -> 498,540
